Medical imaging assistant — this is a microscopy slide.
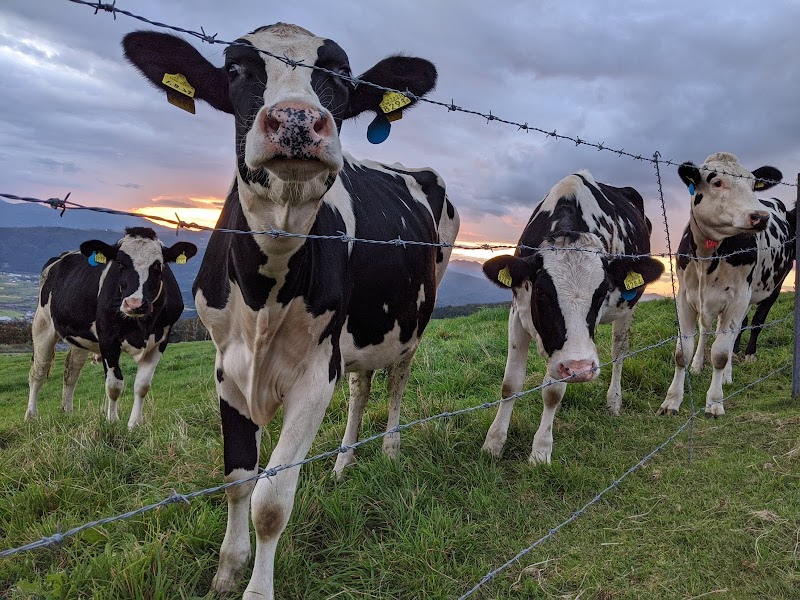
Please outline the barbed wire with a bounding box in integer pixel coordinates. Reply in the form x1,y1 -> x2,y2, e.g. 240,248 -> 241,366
459,361 -> 791,599
2,193 -> 795,265
62,0 -> 796,189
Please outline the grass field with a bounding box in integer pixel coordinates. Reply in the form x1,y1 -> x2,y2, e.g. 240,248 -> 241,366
0,297 -> 798,599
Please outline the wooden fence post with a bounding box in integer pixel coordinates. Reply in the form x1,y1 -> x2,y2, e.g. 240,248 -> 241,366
793,173 -> 800,399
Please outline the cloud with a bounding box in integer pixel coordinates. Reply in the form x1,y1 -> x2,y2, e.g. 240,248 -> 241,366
116,182 -> 142,189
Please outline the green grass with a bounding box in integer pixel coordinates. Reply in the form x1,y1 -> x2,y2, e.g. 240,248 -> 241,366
1,297 -> 798,599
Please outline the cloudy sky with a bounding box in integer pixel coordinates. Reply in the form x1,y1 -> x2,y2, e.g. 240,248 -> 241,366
2,0 -> 799,263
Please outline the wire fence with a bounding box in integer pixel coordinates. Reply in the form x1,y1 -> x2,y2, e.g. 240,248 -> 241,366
0,1 -> 797,598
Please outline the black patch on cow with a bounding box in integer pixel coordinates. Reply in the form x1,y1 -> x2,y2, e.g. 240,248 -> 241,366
720,234 -> 757,267
446,199 -> 455,219
220,397 -> 259,475
311,39 -> 352,130
341,161 -> 438,351
216,368 -> 225,383
586,280 -> 609,336
705,172 -> 717,183
694,193 -> 703,206
530,271 -> 567,354
125,226 -> 157,240
65,336 -> 88,349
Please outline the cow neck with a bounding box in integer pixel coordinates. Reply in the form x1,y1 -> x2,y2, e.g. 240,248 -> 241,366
237,171 -> 337,256
688,214 -> 719,259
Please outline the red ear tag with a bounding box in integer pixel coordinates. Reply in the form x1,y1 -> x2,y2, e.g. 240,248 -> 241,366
705,239 -> 719,249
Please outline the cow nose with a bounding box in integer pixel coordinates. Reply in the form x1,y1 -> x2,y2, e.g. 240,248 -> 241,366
749,211 -> 769,230
558,360 -> 598,382
261,101 -> 335,148
123,297 -> 142,311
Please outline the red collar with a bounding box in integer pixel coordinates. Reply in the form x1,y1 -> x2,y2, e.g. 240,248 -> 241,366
705,239 -> 719,249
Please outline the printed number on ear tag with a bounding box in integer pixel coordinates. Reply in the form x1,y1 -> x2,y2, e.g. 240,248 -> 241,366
623,271 -> 644,291
379,91 -> 411,114
497,266 -> 513,287
176,252 -> 187,265
367,113 -> 391,144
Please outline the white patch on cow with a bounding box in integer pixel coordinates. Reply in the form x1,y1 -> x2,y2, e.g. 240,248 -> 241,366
340,320 -> 419,373
539,233 -> 605,380
690,152 -> 770,242
416,283 -> 426,309
117,235 -> 164,314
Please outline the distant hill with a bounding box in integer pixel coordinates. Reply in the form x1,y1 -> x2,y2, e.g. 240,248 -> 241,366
436,266 -> 511,307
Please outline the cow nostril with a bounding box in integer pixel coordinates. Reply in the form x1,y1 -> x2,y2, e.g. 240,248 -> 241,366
266,115 -> 281,134
313,114 -> 328,134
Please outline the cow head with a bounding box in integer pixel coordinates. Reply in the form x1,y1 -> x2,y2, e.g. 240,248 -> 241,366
80,227 -> 197,318
678,152 -> 782,242
122,25 -> 437,206
483,233 -> 662,382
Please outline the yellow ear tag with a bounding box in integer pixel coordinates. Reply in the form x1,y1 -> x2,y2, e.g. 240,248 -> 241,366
754,180 -> 765,190
497,266 -> 513,287
624,271 -> 645,291
94,252 -> 107,264
175,252 -> 187,265
379,91 -> 412,114
162,73 -> 195,98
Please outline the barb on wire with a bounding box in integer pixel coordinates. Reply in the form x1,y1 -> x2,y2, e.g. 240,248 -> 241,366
459,361 -> 791,599
3,193 -> 795,263
63,0 -> 796,188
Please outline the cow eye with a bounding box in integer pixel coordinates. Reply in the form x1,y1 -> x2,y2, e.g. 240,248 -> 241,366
713,180 -> 722,188
227,63 -> 241,80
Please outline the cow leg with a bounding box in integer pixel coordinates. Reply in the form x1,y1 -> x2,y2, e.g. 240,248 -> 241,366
211,365 -> 262,594
383,347 -> 418,459
659,291 -> 697,415
332,370 -> 374,477
482,308 -> 532,457
530,377 -> 567,465
706,301 -> 749,417
245,367 -> 335,599
62,347 -> 89,414
127,348 -> 162,430
605,310 -> 633,416
733,314 -> 748,354
26,309 -> 58,421
743,289 -> 780,363
690,316 -> 711,374
102,347 -> 124,422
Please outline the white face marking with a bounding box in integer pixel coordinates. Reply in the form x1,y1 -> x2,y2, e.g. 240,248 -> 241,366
691,152 -> 769,239
117,236 -> 164,316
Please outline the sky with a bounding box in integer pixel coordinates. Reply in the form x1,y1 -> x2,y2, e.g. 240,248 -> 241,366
2,0 -> 800,283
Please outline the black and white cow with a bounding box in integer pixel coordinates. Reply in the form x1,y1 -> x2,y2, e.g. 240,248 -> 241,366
482,171 -> 663,464
26,227 -> 196,429
123,24 -> 458,597
659,152 -> 794,418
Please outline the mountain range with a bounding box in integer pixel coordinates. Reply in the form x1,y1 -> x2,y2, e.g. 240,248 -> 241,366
0,200 -> 510,315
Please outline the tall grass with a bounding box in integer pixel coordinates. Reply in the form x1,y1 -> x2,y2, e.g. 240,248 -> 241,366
0,297 -> 797,599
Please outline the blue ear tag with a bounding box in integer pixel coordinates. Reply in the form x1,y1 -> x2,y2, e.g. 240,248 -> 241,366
621,289 -> 637,301
688,183 -> 695,196
88,251 -> 98,267
367,113 -> 391,144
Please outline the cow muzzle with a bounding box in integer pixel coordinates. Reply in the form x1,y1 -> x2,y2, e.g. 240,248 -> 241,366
121,297 -> 149,318
748,211 -> 769,231
556,359 -> 599,383
257,101 -> 337,165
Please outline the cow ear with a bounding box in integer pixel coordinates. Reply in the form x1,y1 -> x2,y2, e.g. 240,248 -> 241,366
79,240 -> 118,260
342,55 -> 437,120
751,166 -> 782,191
122,31 -> 233,114
163,242 -> 198,264
482,255 -> 533,289
608,256 -> 664,291
677,162 -> 701,189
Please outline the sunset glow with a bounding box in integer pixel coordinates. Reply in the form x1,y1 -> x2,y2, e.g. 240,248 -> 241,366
134,206 -> 223,230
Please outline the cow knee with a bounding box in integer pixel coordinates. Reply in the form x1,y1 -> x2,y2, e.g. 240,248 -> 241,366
711,351 -> 729,371
253,505 -> 287,540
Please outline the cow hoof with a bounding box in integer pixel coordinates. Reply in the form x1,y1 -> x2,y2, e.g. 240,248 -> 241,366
24,409 -> 38,421
210,572 -> 240,595
690,364 -> 704,375
529,450 -> 552,466
744,354 -> 756,364
382,437 -> 400,459
656,406 -> 678,416
704,404 -> 725,418
481,440 -> 504,458
605,403 -> 621,417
